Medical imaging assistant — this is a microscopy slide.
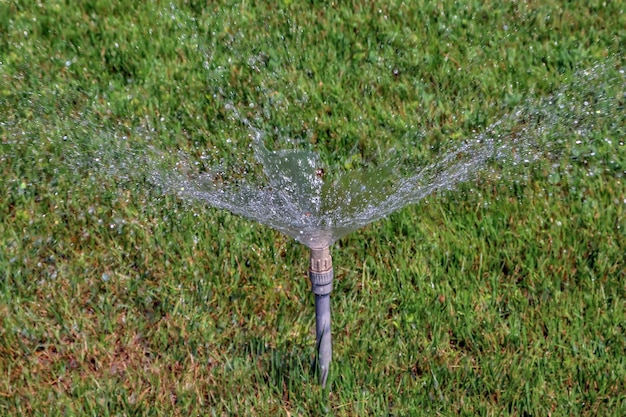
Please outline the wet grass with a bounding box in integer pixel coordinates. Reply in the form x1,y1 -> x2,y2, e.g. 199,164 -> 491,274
1,0 -> 625,415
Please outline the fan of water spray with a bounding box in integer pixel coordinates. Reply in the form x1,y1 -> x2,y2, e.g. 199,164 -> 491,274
153,104 -> 537,250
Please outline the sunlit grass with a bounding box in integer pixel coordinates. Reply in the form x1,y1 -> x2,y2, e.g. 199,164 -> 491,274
1,0 -> 625,415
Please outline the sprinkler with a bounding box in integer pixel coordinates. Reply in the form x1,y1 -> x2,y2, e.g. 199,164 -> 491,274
156,96 -> 583,387
308,246 -> 333,388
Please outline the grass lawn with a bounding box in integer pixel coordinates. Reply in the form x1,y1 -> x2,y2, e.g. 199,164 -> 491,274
1,1 -> 625,415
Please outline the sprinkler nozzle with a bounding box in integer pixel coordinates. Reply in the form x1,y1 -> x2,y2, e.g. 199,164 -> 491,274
309,247 -> 333,295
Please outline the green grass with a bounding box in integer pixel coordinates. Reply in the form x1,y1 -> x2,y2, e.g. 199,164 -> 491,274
1,0 -> 625,415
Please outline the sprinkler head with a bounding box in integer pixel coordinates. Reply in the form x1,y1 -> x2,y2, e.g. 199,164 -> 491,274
309,247 -> 333,295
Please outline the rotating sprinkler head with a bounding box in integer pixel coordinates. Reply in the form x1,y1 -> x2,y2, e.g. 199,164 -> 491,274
308,246 -> 333,388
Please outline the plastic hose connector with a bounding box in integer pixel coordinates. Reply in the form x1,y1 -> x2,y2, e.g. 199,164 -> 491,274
309,247 -> 333,295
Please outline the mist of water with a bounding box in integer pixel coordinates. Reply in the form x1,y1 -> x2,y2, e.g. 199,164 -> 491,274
4,63 -> 620,250
147,64 -> 624,249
